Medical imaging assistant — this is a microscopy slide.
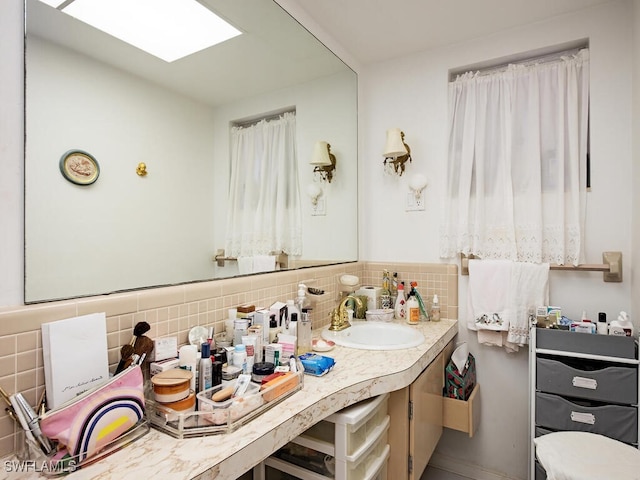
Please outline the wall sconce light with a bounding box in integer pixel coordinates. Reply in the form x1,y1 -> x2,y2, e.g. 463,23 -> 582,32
383,128 -> 412,176
306,183 -> 326,216
310,141 -> 336,183
406,173 -> 428,211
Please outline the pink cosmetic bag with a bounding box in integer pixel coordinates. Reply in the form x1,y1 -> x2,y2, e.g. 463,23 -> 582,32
40,365 -> 145,462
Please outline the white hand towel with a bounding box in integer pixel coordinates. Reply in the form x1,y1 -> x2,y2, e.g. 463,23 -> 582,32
467,259 -> 512,332
237,256 -> 253,275
535,432 -> 640,480
505,262 -> 549,350
251,255 -> 276,273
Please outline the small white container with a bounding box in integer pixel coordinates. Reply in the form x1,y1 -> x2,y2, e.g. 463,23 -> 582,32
365,309 -> 394,322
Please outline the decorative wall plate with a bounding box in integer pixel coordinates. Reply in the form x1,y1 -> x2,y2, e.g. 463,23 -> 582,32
59,149 -> 100,185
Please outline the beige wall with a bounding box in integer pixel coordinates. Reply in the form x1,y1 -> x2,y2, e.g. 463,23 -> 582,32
0,261 -> 457,457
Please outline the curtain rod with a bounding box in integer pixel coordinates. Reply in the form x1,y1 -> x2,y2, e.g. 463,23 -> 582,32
451,45 -> 587,80
232,109 -> 296,128
459,252 -> 622,283
213,248 -> 288,269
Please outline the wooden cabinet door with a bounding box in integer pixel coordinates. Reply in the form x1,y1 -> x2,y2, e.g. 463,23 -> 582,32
388,349 -> 446,480
410,351 -> 444,479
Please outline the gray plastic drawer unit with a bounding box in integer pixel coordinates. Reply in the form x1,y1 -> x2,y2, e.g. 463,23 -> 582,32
536,356 -> 638,404
536,328 -> 637,359
535,392 -> 638,444
530,327 -> 640,480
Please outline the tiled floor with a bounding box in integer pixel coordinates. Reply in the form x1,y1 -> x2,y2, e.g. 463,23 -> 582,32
421,466 -> 472,480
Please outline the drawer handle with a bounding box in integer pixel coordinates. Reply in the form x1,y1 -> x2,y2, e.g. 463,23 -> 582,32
571,411 -> 596,425
572,376 -> 597,390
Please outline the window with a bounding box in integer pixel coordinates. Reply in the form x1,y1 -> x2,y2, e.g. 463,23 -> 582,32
225,111 -> 302,258
440,48 -> 589,266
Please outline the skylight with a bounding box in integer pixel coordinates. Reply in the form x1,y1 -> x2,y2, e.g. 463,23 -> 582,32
41,0 -> 242,63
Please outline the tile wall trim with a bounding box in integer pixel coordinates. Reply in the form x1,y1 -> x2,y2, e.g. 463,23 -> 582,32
0,260 -> 458,458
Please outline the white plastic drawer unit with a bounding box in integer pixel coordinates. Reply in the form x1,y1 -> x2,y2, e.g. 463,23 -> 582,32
536,355 -> 638,404
258,394 -> 390,480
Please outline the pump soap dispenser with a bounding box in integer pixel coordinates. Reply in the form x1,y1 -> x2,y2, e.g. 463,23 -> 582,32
297,284 -> 311,312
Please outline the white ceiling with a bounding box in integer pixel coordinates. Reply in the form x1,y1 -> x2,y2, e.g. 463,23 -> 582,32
27,0 -> 351,108
28,0 -> 615,106
294,0 -> 614,65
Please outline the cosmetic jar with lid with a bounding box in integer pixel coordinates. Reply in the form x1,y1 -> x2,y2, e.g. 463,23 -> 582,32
222,364 -> 242,381
251,362 -> 275,383
151,368 -> 192,403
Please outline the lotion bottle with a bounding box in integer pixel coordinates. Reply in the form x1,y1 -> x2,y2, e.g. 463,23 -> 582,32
430,294 -> 441,322
597,312 -> 608,335
285,299 -> 299,334
268,315 -> 281,343
289,312 -> 298,337
198,342 -> 212,393
179,345 -> 198,392
233,344 -> 248,373
297,308 -> 312,355
406,288 -> 420,325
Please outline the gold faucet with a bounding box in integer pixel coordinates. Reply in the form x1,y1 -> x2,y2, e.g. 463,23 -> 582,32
328,295 -> 364,331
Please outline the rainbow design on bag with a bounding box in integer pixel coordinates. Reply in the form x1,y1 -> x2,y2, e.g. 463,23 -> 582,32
41,366 -> 145,463
74,396 -> 144,461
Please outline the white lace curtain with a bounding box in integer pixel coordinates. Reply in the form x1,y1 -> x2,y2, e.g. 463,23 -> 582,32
225,112 -> 302,257
440,49 -> 589,265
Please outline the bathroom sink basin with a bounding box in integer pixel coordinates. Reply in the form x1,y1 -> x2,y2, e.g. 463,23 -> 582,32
321,321 -> 425,350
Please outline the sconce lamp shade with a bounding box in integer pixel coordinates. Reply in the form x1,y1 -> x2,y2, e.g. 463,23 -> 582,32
311,141 -> 336,183
311,141 -> 333,166
383,128 -> 408,158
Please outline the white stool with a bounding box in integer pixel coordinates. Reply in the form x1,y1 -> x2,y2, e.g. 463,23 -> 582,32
534,431 -> 640,480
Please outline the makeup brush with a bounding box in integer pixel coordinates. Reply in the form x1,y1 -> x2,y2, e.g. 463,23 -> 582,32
131,321 -> 153,360
129,321 -> 151,346
132,328 -> 154,381
114,344 -> 135,375
115,322 -> 151,375
132,335 -> 154,362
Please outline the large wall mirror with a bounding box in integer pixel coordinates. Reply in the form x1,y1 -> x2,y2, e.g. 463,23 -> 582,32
24,0 -> 358,303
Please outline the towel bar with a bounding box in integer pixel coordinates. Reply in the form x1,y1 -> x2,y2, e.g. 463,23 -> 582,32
213,249 -> 289,270
460,251 -> 622,282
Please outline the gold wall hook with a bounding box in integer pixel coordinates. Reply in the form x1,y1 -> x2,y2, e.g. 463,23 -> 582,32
136,162 -> 148,176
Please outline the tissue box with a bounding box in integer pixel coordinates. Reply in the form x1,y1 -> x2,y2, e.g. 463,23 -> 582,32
445,353 -> 476,401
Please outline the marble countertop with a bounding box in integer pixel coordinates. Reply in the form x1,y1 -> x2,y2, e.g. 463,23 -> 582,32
4,319 -> 457,480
